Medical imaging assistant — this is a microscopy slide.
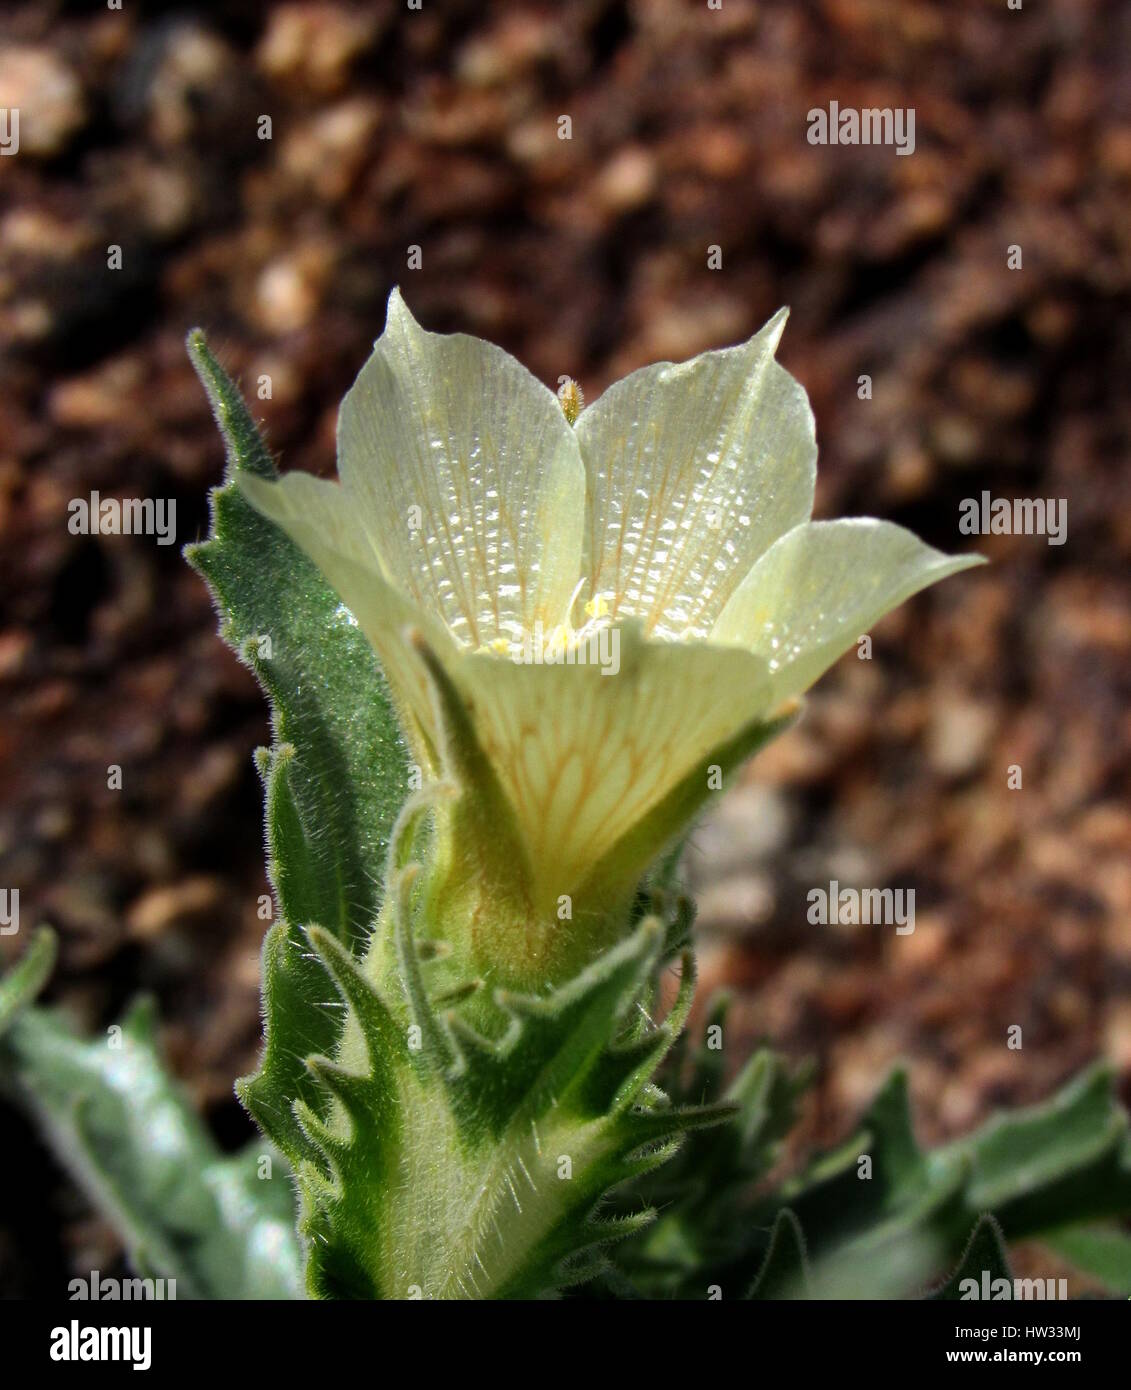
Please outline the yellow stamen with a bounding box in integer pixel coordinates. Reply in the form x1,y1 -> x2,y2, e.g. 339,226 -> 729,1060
557,377 -> 584,426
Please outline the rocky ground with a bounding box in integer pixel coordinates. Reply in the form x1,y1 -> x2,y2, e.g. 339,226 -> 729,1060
1,0 -> 1129,1292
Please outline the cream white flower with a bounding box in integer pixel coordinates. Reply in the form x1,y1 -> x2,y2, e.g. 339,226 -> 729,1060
239,289 -> 980,983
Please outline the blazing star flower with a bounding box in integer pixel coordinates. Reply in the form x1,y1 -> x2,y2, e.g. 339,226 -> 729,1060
238,289 -> 979,985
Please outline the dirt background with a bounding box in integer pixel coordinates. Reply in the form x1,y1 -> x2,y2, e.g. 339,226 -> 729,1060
1,0 -> 1129,1295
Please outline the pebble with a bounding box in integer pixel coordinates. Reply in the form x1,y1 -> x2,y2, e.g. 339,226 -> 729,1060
593,147 -> 657,215
926,693 -> 997,779
0,46 -> 85,157
257,4 -> 381,95
252,245 -> 331,334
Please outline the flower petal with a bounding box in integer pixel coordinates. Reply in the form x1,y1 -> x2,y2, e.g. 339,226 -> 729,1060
574,310 -> 816,640
450,625 -> 772,913
237,469 -> 451,761
711,519 -> 984,709
336,289 -> 586,650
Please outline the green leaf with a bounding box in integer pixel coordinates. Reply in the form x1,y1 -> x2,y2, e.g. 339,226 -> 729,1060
593,1033 -> 1131,1299
2,1001 -> 302,1299
941,1062 -> 1131,1238
0,925 -> 56,1037
186,331 -> 411,1167
756,1065 -> 1131,1298
1042,1223 -> 1131,1295
746,1209 -> 811,1299
754,1066 -> 1131,1298
929,1215 -> 1013,1300
585,1004 -> 812,1297
767,1070 -> 964,1297
186,330 -> 410,949
782,1070 -> 965,1242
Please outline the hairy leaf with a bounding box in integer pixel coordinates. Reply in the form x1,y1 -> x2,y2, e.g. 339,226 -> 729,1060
929,1215 -> 1013,1300
186,331 -> 411,1166
591,1012 -> 1131,1299
1042,1223 -> 1131,1295
2,999 -> 302,1299
0,926 -> 56,1037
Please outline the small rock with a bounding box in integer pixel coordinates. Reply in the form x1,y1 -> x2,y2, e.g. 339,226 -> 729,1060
694,873 -> 776,934
926,693 -> 997,778
145,26 -> 235,146
280,97 -> 381,201
257,3 -> 381,95
594,147 -> 657,215
688,783 -> 793,880
252,244 -> 332,334
0,47 -> 85,157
